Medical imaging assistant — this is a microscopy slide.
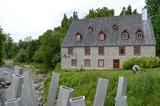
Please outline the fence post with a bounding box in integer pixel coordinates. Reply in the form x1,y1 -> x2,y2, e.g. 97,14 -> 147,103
70,96 -> 86,106
10,74 -> 24,99
57,86 -> 74,106
93,78 -> 109,106
14,66 -> 23,75
45,73 -> 60,106
5,98 -> 21,106
23,71 -> 38,106
115,76 -> 128,106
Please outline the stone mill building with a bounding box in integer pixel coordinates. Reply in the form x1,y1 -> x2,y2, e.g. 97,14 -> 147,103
61,8 -> 156,70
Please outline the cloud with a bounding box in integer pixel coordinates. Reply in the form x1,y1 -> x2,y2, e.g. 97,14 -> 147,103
0,0 -> 145,42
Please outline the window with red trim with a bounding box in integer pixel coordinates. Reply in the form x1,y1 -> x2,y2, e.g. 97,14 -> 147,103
112,24 -> 118,31
99,31 -> 106,41
76,32 -> 82,41
88,26 -> 93,32
136,29 -> 144,39
121,29 -> 129,40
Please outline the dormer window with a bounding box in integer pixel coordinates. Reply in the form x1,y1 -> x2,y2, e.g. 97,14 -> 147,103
88,26 -> 93,32
99,31 -> 106,41
121,29 -> 129,40
76,32 -> 82,41
136,29 -> 144,39
112,24 -> 118,31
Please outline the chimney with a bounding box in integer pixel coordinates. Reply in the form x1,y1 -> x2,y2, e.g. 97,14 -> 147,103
142,8 -> 148,20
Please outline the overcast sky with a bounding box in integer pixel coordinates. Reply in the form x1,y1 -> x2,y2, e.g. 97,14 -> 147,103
0,0 -> 146,42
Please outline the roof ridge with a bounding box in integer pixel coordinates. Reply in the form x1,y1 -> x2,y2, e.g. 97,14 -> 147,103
77,14 -> 142,22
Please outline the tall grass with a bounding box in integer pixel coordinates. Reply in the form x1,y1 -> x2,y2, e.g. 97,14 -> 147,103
44,68 -> 160,106
123,57 -> 160,69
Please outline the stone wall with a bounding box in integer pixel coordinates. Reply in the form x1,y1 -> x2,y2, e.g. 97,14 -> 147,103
61,46 -> 155,70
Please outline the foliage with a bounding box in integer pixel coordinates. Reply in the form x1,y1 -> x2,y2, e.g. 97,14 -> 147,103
4,34 -> 18,59
120,7 -> 127,16
146,0 -> 160,56
85,7 -> 114,19
26,40 -> 37,61
0,26 -> 6,65
15,48 -> 28,63
145,0 -> 160,18
133,9 -> 138,14
32,30 -> 64,71
153,8 -> 160,55
44,68 -> 160,106
123,57 -> 160,69
120,5 -> 138,16
15,37 -> 37,62
126,5 -> 132,15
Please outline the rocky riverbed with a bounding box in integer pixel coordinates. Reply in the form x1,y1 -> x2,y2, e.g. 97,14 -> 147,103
33,73 -> 46,106
0,61 -> 47,106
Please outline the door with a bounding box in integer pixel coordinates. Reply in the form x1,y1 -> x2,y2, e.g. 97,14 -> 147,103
113,59 -> 120,70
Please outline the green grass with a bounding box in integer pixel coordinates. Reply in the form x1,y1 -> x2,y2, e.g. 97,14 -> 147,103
44,68 -> 160,106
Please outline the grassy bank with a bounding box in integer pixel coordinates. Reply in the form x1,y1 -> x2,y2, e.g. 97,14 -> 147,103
44,68 -> 160,106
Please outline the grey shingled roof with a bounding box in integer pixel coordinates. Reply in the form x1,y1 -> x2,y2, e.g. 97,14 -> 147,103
61,14 -> 156,47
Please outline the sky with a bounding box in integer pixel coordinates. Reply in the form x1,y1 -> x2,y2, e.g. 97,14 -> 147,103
0,0 -> 146,42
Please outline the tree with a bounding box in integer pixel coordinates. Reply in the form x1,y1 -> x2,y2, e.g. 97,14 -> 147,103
4,34 -> 15,59
26,40 -> 37,61
120,7 -> 126,16
61,14 -> 69,28
15,36 -> 37,62
0,26 -> 6,65
133,9 -> 138,14
33,30 -> 64,71
126,5 -> 132,15
18,39 -> 28,50
120,5 -> 138,16
15,48 -> 27,62
146,0 -> 160,55
85,7 -> 114,19
145,0 -> 160,18
153,8 -> 160,55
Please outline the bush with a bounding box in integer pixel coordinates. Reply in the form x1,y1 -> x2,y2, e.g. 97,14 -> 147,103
123,57 -> 160,69
15,49 -> 27,63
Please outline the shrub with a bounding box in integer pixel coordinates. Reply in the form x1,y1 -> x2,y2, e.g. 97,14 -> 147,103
123,57 -> 160,69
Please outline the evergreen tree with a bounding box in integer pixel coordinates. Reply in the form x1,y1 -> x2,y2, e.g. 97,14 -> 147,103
133,9 -> 138,14
120,5 -> 138,16
61,14 -> 69,28
120,7 -> 126,16
126,5 -> 132,15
